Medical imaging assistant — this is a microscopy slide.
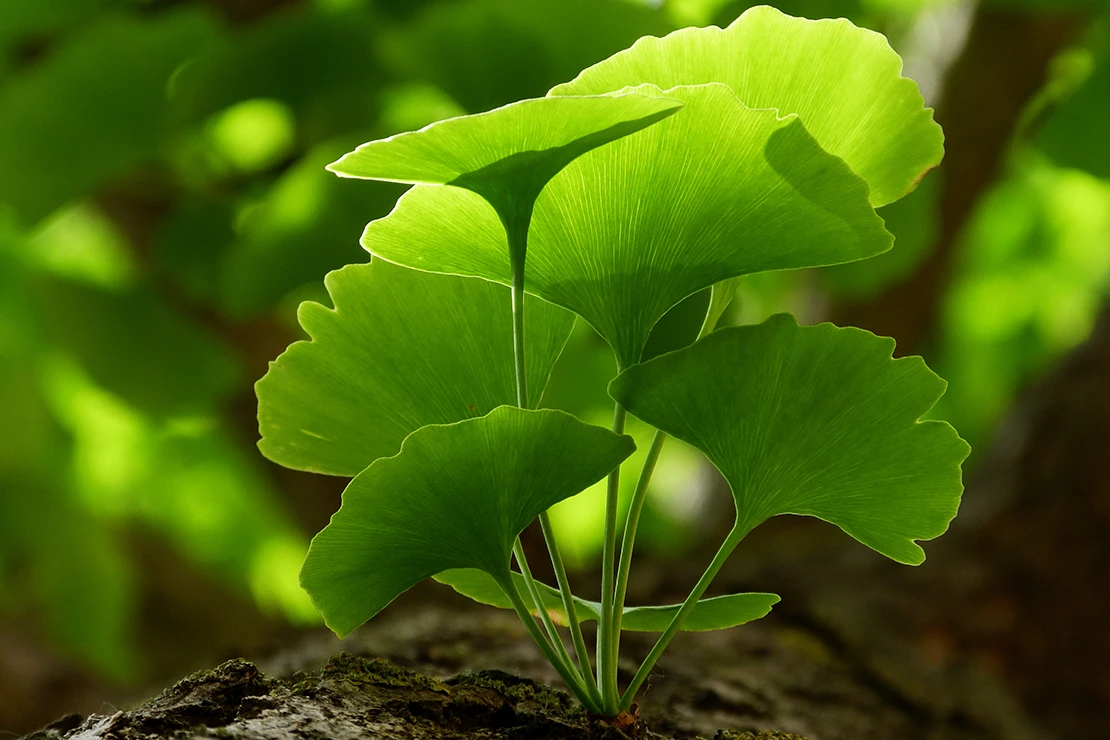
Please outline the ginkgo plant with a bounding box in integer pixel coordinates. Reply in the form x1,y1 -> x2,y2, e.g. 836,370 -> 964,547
256,6 -> 970,719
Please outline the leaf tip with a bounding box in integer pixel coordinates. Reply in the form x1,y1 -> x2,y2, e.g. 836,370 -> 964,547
900,544 -> 928,567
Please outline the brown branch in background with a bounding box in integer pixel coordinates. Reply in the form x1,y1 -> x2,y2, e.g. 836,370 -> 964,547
832,7 -> 1083,354
931,300 -> 1110,737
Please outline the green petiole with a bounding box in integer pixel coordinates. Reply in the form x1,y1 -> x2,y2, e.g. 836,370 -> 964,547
496,566 -> 603,714
608,427 -> 667,678
505,215 -> 531,411
504,210 -> 601,708
605,301 -> 729,705
511,541 -> 592,695
598,402 -> 627,714
619,523 -> 750,710
539,511 -> 603,708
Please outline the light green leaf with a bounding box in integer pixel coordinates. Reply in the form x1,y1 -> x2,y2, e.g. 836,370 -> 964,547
435,568 -> 778,632
620,591 -> 776,631
328,92 -> 682,241
362,83 -> 889,369
610,314 -> 969,565
551,5 -> 942,207
300,407 -> 635,636
257,261 -> 574,477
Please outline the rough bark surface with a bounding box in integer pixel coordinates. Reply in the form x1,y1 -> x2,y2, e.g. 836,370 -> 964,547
21,650 -> 811,740
21,601 -> 1029,740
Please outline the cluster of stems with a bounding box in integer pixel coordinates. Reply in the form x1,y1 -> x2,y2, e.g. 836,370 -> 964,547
498,222 -> 742,717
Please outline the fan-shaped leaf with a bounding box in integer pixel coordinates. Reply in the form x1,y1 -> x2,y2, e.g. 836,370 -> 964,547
610,314 -> 969,564
551,5 -> 941,207
327,93 -> 681,188
362,83 -> 889,369
328,92 -> 681,243
300,407 -> 635,636
257,261 -> 573,476
435,568 -> 778,632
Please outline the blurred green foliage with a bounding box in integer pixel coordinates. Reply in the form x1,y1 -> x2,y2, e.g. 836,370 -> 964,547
0,0 -> 1108,689
934,156 -> 1110,448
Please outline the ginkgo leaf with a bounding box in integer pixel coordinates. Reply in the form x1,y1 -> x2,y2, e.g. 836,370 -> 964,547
327,92 -> 682,248
435,568 -> 778,632
327,93 -> 681,188
362,83 -> 890,369
256,261 -> 573,476
300,407 -> 635,637
551,5 -> 942,207
620,591 -> 775,632
609,314 -> 970,565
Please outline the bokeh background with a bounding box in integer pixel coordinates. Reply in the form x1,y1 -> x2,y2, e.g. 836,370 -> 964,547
1,0 -> 1107,735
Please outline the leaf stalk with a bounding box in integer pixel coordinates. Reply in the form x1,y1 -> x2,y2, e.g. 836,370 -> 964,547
609,299 -> 729,706
503,205 -> 602,710
497,566 -> 603,714
539,512 -> 603,707
598,402 -> 628,713
619,522 -> 750,710
512,541 -> 590,690
608,428 -> 667,662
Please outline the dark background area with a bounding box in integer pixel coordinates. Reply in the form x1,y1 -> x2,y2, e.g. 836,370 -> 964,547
0,0 -> 1107,736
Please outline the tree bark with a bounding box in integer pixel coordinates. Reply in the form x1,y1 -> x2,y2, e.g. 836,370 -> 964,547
17,604 -> 1014,740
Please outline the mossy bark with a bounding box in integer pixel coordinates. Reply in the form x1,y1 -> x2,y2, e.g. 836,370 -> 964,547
23,652 -> 803,740
22,602 -> 1023,740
